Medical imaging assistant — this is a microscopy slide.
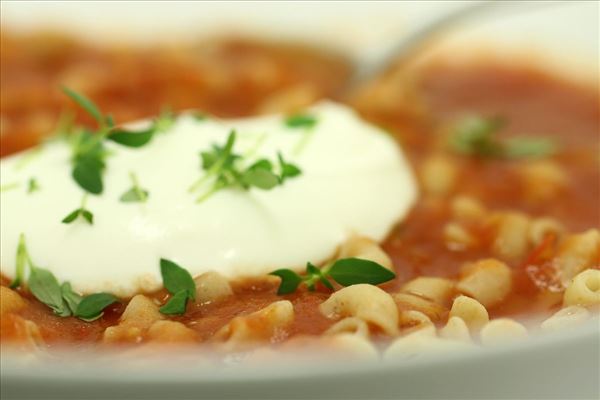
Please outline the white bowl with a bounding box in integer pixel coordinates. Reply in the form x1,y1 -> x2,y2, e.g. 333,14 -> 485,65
1,1 -> 598,399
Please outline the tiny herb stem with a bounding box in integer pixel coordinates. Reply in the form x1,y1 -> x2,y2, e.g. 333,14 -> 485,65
129,171 -> 147,202
243,133 -> 267,160
293,129 -> 315,156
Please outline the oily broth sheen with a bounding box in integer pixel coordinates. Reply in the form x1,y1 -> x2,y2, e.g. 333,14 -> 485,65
1,35 -> 599,349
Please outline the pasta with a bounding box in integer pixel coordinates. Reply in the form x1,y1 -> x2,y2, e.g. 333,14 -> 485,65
490,212 -> 531,261
103,295 -> 163,343
393,292 -> 447,322
400,277 -> 455,305
324,317 -> 370,338
194,271 -> 233,305
320,284 -> 399,336
555,230 -> 600,284
563,269 -> 600,307
0,286 -> 25,316
480,319 -> 528,345
146,321 -> 198,344
214,300 -> 294,351
448,295 -> 489,333
456,259 -> 512,308
541,306 -> 591,333
439,316 -> 471,343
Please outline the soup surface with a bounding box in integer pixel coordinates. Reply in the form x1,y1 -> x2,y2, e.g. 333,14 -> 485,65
1,33 -> 598,357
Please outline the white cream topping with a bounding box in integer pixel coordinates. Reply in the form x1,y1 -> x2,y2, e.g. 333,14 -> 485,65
0,101 -> 417,297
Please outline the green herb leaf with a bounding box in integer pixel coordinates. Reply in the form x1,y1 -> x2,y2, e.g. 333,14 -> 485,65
306,262 -> 334,290
450,116 -> 505,157
269,269 -> 303,295
9,234 -> 28,289
75,293 -> 118,321
242,167 -> 280,190
61,282 -> 83,314
28,267 -> 70,316
285,114 -> 318,129
160,258 -> 196,300
192,131 -> 302,202
503,137 -> 557,159
328,258 -> 396,286
61,209 -> 81,224
278,152 -> 301,182
108,127 -> 154,148
450,115 -> 557,159
120,188 -> 149,202
159,290 -> 189,315
72,155 -> 103,194
119,172 -> 149,203
27,178 -> 40,194
62,86 -> 105,127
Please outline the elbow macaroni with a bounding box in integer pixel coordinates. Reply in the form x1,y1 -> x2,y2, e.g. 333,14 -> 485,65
480,319 -> 528,345
214,300 -> 294,351
194,271 -> 233,305
320,284 -> 399,336
456,259 -> 512,308
563,269 -> 600,307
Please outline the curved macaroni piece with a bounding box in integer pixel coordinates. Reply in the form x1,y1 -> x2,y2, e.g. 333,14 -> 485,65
480,318 -> 528,345
555,230 -> 600,285
322,333 -> 379,360
541,306 -> 591,333
563,269 -> 600,307
420,154 -> 458,196
147,320 -> 198,344
400,277 -> 455,305
103,294 -> 163,343
528,217 -> 564,246
384,329 -> 474,359
0,286 -> 26,316
320,284 -> 399,336
337,236 -> 393,271
393,292 -> 447,322
324,317 -> 370,338
519,160 -> 567,202
451,195 -> 486,221
0,314 -> 45,351
490,211 -> 531,261
398,310 -> 435,336
456,259 -> 511,308
194,271 -> 233,305
444,222 -> 475,250
439,316 -> 471,343
214,300 -> 294,351
449,295 -> 489,333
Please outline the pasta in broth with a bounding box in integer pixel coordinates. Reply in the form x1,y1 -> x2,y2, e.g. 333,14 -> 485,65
0,33 -> 599,361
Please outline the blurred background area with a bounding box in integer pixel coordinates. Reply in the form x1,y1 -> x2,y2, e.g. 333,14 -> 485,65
1,1 -> 597,156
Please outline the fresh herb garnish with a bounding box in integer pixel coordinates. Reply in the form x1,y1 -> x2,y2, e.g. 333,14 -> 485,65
270,257 -> 395,295
62,194 -> 94,225
9,234 -> 119,320
159,258 -> 196,315
75,293 -> 119,321
190,130 -> 301,202
120,172 -> 149,203
63,87 -> 111,128
61,282 -> 83,315
28,266 -> 71,316
284,114 -> 318,129
27,177 -> 40,194
450,115 -> 557,159
69,129 -> 108,194
107,127 -> 154,148
62,87 -> 163,194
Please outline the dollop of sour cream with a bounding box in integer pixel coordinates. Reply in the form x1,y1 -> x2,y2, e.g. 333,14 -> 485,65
0,101 -> 417,297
